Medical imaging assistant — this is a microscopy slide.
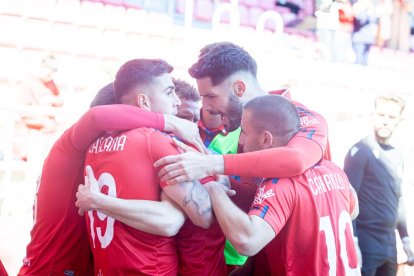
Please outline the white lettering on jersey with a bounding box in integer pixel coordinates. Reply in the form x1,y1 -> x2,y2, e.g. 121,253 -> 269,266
89,135 -> 127,154
300,116 -> 319,127
309,173 -> 345,196
253,186 -> 275,205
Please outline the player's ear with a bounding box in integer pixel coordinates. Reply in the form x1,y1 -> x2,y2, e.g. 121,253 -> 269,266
233,80 -> 246,98
261,131 -> 273,149
136,94 -> 151,111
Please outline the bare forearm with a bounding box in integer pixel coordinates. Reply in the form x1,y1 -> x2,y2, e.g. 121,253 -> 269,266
164,181 -> 213,228
94,194 -> 185,236
207,183 -> 254,251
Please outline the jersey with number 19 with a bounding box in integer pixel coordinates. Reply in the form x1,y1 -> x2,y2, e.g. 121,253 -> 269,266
85,128 -> 180,276
249,160 -> 360,276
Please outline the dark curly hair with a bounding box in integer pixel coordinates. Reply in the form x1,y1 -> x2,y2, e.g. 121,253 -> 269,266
188,42 -> 257,86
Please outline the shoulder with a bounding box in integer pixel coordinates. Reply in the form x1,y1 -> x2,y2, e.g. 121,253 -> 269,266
127,127 -> 172,141
347,138 -> 373,158
261,177 -> 296,195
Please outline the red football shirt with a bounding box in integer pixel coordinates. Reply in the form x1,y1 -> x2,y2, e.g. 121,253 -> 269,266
249,160 -> 359,276
175,220 -> 227,276
85,128 -> 179,275
223,95 -> 330,178
18,105 -> 164,276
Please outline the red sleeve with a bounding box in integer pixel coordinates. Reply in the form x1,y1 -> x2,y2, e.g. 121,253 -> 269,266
70,104 -> 164,152
223,101 -> 329,178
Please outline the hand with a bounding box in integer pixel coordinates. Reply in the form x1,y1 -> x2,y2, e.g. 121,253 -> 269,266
75,165 -> 100,216
164,115 -> 207,154
154,151 -> 212,185
402,237 -> 414,266
204,181 -> 236,197
354,236 -> 363,268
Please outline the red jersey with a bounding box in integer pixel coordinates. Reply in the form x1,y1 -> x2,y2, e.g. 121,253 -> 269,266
85,128 -> 179,275
18,105 -> 164,276
249,160 -> 359,276
223,93 -> 330,178
0,259 -> 7,276
175,220 -> 227,276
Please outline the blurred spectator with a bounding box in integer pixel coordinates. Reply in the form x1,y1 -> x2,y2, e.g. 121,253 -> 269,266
351,0 -> 378,65
315,0 -> 340,61
344,94 -> 414,275
17,55 -> 64,196
375,0 -> 394,50
335,0 -> 355,62
389,0 -> 413,51
19,55 -> 63,134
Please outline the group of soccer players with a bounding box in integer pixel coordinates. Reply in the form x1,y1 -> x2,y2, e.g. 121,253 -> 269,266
17,42 -> 360,276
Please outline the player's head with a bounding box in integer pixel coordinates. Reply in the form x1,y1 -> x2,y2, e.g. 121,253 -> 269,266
189,42 -> 258,131
38,55 -> 58,81
173,78 -> 201,123
372,94 -> 405,144
89,83 -> 119,108
240,95 -> 300,153
114,59 -> 181,115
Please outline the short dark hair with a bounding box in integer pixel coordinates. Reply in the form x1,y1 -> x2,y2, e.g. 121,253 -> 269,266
244,95 -> 300,146
114,59 -> 173,102
173,78 -> 200,102
189,42 -> 257,86
89,83 -> 119,108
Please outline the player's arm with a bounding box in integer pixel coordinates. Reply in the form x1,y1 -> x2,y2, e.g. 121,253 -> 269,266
70,104 -> 204,153
162,180 -> 213,229
396,196 -> 414,265
154,105 -> 327,184
76,166 -> 185,237
204,181 -> 275,256
150,131 -> 213,229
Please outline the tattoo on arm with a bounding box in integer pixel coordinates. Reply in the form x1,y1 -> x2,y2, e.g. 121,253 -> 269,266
181,181 -> 211,215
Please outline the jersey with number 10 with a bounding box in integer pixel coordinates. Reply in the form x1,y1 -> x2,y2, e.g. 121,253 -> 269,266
249,160 -> 359,276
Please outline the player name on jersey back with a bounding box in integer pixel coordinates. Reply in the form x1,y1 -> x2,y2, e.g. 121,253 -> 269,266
308,173 -> 346,196
89,134 -> 127,154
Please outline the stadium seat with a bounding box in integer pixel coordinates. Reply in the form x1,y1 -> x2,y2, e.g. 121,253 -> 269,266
0,48 -> 22,83
101,30 -> 126,59
77,26 -> 103,56
145,0 -> 169,13
54,0 -> 81,24
0,15 -> 24,47
0,0 -> 27,17
122,0 -> 144,9
175,0 -> 186,14
103,5 -> 127,31
50,22 -> 78,54
125,8 -> 148,33
22,19 -> 53,50
26,0 -> 56,21
243,0 -> 259,8
79,1 -> 105,28
102,0 -> 124,6
194,0 -> 213,21
238,4 -> 250,27
259,0 -> 275,10
249,6 -> 264,27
